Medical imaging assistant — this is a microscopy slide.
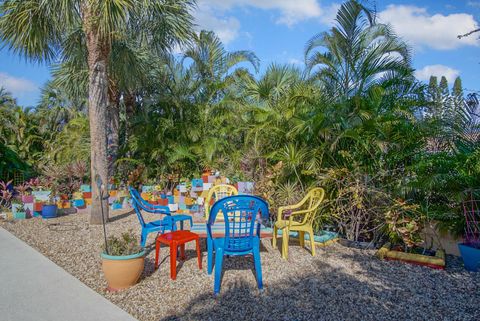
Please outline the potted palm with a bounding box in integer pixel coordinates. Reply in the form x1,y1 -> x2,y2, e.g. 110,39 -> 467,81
458,199 -> 480,272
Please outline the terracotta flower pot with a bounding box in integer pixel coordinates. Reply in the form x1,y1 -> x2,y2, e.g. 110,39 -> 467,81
101,251 -> 145,291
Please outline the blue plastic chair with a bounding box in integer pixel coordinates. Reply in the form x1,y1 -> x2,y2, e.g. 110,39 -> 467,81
207,195 -> 269,294
128,187 -> 192,247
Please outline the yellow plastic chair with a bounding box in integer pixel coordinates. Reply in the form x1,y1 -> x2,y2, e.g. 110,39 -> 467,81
204,184 -> 238,219
272,187 -> 325,259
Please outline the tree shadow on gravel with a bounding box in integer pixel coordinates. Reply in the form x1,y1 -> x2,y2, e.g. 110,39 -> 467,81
157,245 -> 480,321
108,209 -> 135,222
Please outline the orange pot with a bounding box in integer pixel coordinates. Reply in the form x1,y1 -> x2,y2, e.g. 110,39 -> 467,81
33,202 -> 43,212
101,251 -> 145,291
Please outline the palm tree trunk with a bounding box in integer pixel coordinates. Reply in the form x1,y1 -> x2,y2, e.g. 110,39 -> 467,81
107,85 -> 120,178
84,7 -> 110,225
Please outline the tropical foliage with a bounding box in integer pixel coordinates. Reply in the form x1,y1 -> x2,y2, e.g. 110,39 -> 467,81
1,0 -> 479,246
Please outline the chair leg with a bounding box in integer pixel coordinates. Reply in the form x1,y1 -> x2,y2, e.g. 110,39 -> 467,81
309,229 -> 316,256
214,247 -> 224,295
155,238 -> 161,270
170,241 -> 178,280
195,238 -> 202,270
272,225 -> 277,249
281,228 -> 289,259
141,230 -> 147,248
299,231 -> 305,248
253,239 -> 263,290
207,237 -> 214,275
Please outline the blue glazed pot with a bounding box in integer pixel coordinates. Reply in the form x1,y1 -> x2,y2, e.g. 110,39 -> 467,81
73,199 -> 85,208
42,204 -> 58,219
459,243 -> 480,272
112,203 -> 122,210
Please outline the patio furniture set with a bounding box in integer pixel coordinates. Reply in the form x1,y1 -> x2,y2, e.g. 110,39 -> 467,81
129,184 -> 325,294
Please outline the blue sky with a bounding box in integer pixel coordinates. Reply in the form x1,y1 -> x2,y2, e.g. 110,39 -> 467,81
1,0 -> 479,106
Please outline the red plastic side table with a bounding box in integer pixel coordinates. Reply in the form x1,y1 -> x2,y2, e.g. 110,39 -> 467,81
155,230 -> 202,280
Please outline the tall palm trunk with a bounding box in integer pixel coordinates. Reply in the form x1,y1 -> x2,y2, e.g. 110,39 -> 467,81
107,85 -> 120,178
84,6 -> 110,224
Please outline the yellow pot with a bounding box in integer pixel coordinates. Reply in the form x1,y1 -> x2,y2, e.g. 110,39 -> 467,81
101,251 -> 145,291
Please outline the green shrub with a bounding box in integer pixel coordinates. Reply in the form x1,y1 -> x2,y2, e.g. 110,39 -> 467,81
104,230 -> 142,256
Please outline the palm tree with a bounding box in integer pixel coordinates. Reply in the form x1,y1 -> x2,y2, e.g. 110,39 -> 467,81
305,0 -> 411,98
0,0 -> 195,224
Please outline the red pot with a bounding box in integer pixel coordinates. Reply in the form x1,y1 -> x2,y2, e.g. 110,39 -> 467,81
33,202 -> 43,212
83,192 -> 92,199
148,200 -> 158,205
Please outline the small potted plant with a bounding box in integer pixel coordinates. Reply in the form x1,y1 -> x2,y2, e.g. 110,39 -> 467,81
12,201 -> 26,220
0,205 -> 13,220
111,199 -> 122,210
42,181 -> 59,219
459,199 -> 480,272
101,230 -> 145,291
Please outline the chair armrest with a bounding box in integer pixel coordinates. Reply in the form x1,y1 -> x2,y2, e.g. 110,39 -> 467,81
145,204 -> 170,215
288,209 -> 312,225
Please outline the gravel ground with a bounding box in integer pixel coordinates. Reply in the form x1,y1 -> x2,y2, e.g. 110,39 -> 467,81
1,210 -> 479,321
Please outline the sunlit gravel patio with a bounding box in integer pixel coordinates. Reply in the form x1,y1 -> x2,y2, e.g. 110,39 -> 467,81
1,210 -> 479,321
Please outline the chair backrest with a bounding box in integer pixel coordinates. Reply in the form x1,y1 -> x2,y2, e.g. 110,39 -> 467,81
207,195 -> 269,253
128,187 -> 170,228
301,188 -> 325,223
130,187 -> 170,213
204,184 -> 238,219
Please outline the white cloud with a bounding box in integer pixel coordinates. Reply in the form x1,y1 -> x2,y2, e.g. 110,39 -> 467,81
0,72 -> 37,95
194,0 -> 327,43
198,0 -> 323,26
378,5 -> 479,50
288,58 -> 303,66
415,64 -> 460,83
467,1 -> 480,8
194,2 -> 241,44
319,3 -> 341,26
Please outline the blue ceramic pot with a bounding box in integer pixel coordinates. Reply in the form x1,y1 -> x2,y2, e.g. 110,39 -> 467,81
42,204 -> 58,219
73,199 -> 85,208
459,243 -> 480,272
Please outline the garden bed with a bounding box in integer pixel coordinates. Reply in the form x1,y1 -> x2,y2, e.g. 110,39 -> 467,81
1,210 -> 478,321
376,243 -> 446,270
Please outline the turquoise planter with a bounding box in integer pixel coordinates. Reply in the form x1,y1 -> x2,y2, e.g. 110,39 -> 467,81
80,184 -> 91,192
11,203 -> 23,214
459,243 -> 480,272
13,211 -> 26,220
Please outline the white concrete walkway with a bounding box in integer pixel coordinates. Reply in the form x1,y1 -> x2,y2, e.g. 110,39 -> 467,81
0,227 -> 137,321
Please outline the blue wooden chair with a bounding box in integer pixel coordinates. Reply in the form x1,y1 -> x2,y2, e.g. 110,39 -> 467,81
129,187 -> 192,247
207,195 -> 269,294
